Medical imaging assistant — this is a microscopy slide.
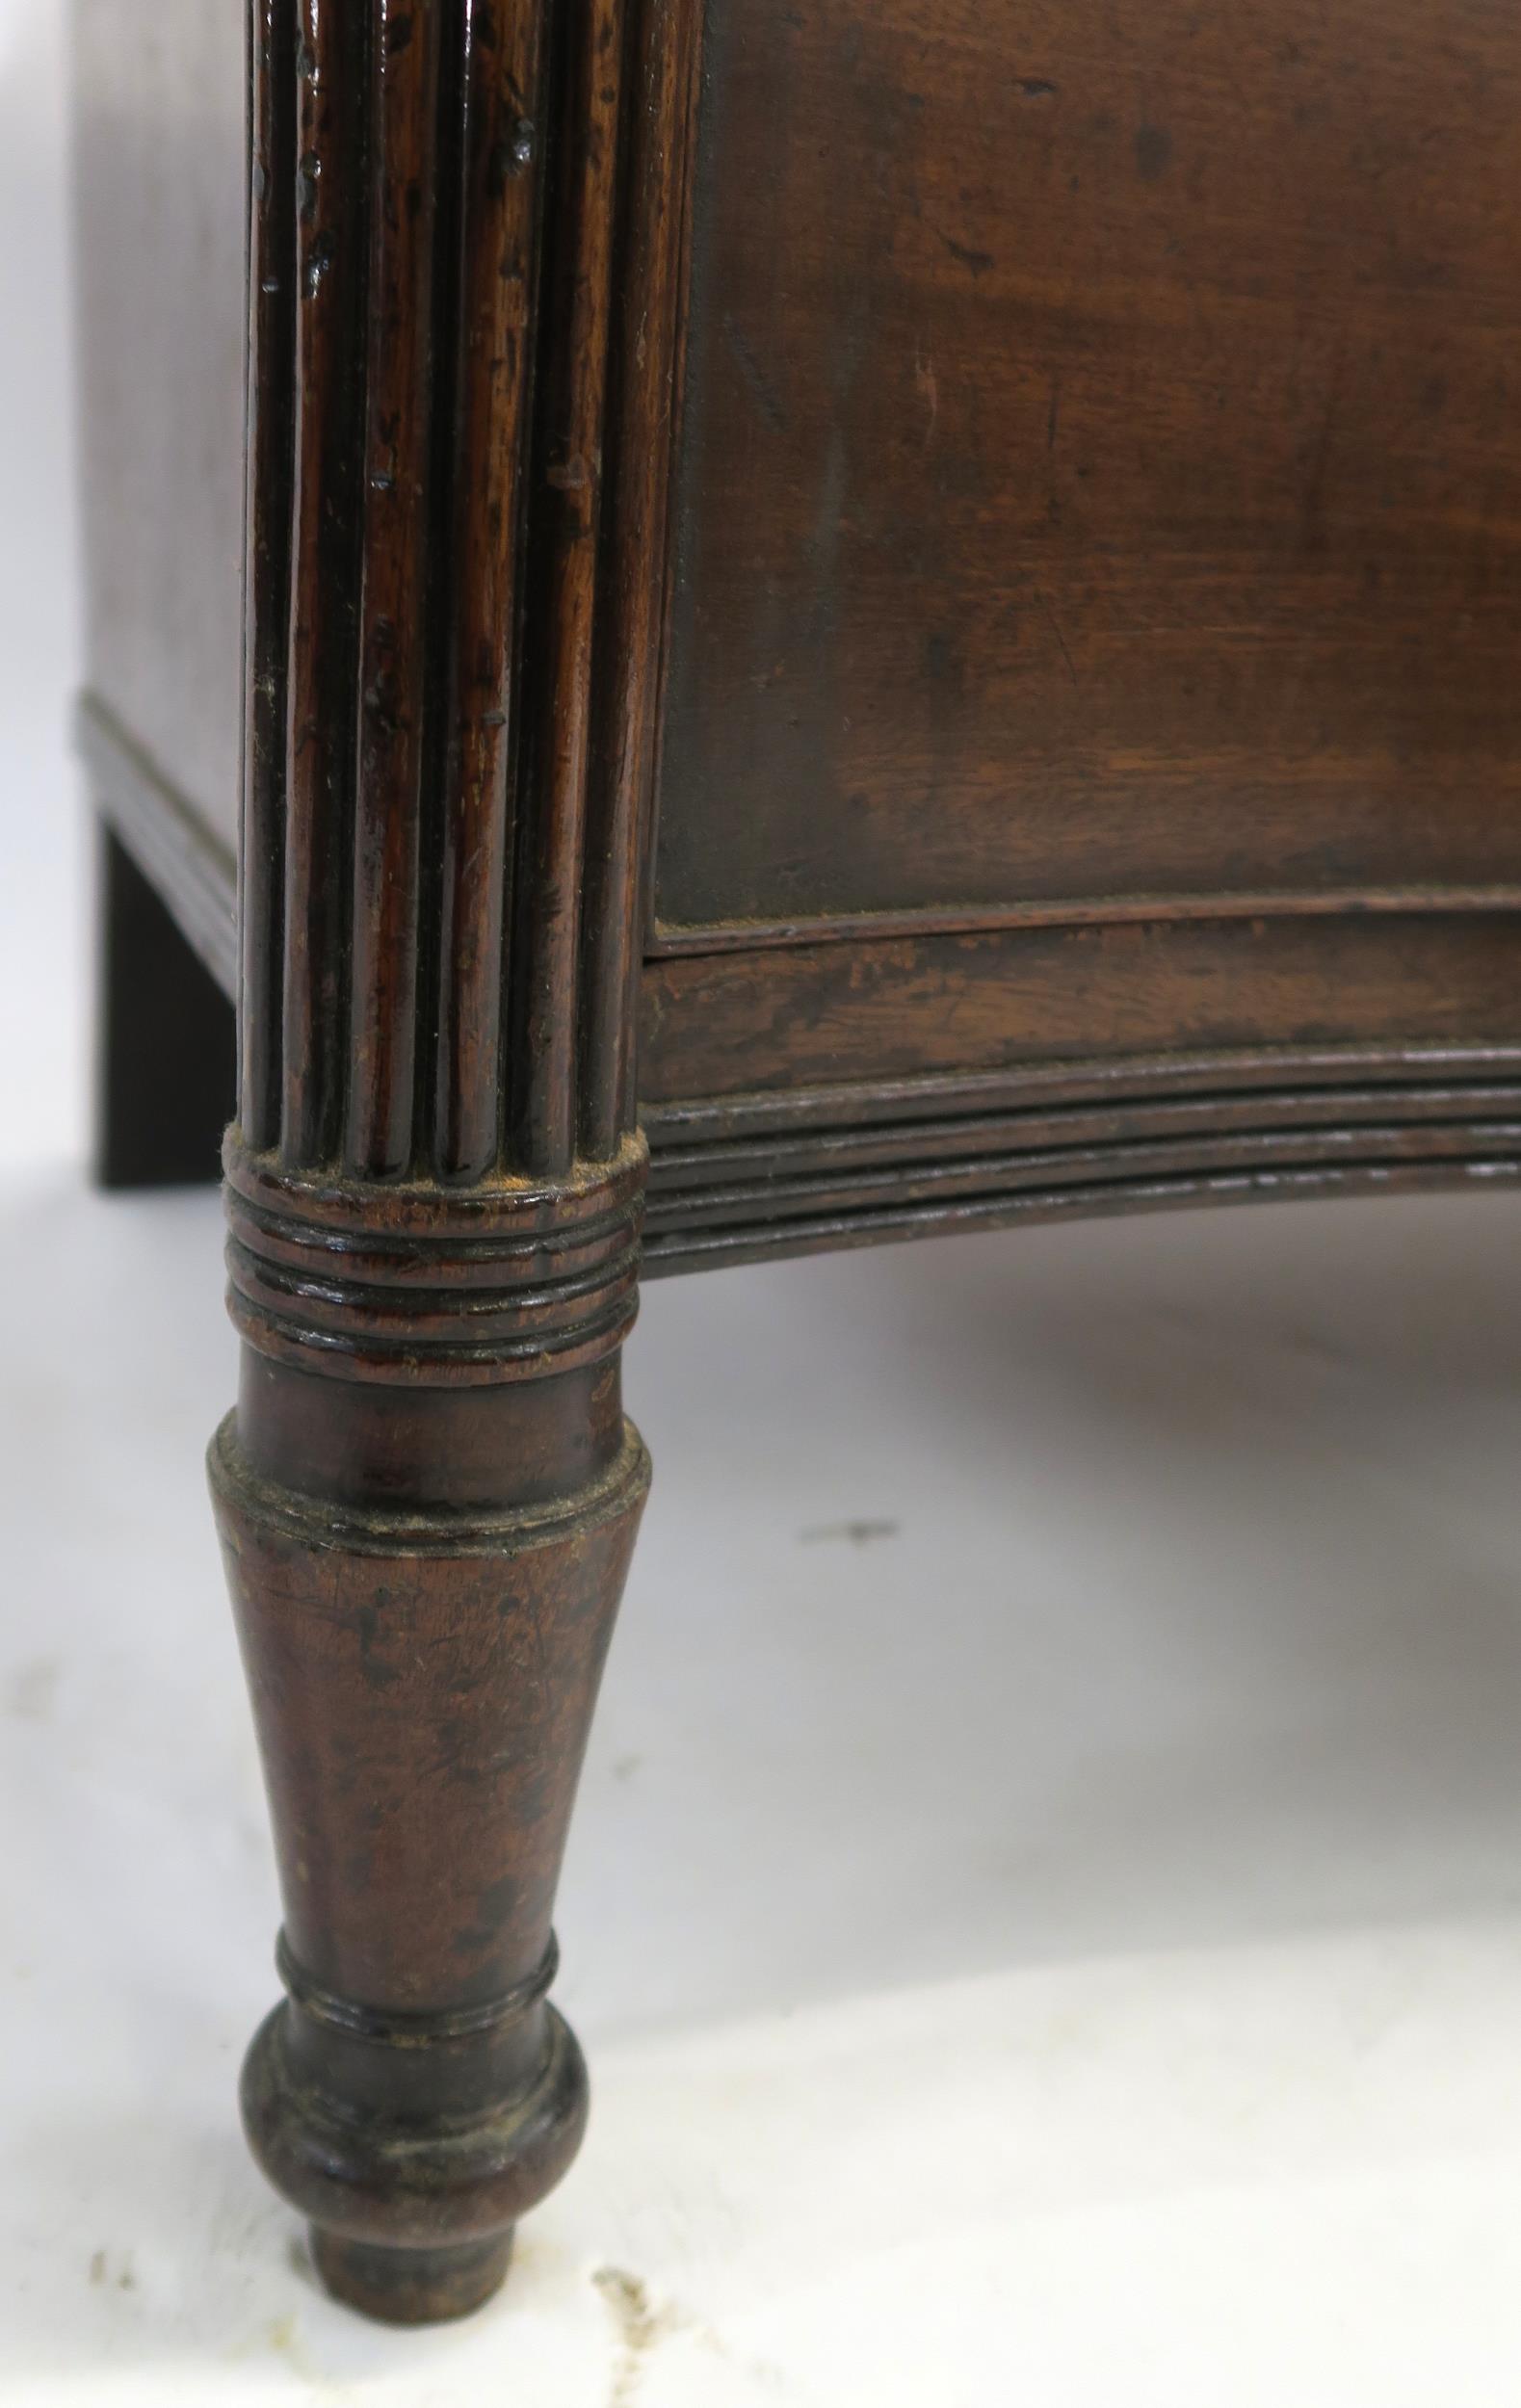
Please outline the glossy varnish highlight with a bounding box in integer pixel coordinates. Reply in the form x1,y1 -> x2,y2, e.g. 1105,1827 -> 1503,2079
242,0 -> 692,1186
205,0 -> 701,2326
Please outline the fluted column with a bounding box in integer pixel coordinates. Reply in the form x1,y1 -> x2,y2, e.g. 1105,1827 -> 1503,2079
214,0 -> 700,2322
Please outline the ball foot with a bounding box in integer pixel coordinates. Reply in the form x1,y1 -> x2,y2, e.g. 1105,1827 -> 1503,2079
309,2228 -> 516,2324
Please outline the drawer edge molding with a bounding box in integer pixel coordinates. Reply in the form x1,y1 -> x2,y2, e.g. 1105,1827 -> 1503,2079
77,691 -> 239,997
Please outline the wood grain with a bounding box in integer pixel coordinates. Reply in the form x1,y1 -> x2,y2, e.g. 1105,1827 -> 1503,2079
642,912 -> 1521,1099
200,0 -> 698,2325
71,2 -> 1521,2320
241,0 -> 699,1189
656,0 -> 1521,940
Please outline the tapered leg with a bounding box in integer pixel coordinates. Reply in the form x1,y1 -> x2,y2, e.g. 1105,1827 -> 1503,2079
93,823 -> 234,1189
221,0 -> 694,2318
210,1145 -> 649,2322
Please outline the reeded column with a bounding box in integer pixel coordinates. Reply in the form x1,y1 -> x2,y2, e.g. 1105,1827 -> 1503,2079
214,0 -> 699,2322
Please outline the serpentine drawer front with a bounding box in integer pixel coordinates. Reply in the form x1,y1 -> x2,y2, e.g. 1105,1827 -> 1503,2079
76,0 -> 1521,2323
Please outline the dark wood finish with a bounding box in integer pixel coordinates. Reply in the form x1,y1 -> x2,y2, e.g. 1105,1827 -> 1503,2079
78,694 -> 1521,1275
192,0 -> 695,2326
77,688 -> 1521,1282
93,823 -> 235,1190
212,1209 -> 647,2323
74,0 -> 1521,1274
76,694 -> 1521,1272
642,1044 -> 1521,1270
642,912 -> 1521,1099
81,698 -> 238,997
655,0 -> 1521,942
71,0 -> 1521,2334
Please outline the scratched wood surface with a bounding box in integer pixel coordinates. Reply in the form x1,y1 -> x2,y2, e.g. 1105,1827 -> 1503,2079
641,910 -> 1521,1098
654,0 -> 1521,942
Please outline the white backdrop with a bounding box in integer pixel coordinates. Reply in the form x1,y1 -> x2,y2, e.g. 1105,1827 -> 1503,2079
8,8 -> 1521,2401
0,0 -> 83,1169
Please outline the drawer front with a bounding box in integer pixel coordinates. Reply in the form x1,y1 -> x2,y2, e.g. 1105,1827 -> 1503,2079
653,0 -> 1521,943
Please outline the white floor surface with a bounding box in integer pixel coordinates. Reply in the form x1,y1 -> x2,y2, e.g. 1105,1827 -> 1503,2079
7,1172 -> 1521,2401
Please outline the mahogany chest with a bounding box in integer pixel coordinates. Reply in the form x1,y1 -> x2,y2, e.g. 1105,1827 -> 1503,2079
75,0 -> 1521,2321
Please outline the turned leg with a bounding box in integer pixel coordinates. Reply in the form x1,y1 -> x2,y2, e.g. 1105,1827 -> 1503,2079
221,0 -> 687,2317
93,823 -> 234,1189
210,1145 -> 648,2321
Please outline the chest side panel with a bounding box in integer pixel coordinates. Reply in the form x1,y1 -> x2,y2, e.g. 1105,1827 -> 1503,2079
654,0 -> 1521,941
75,0 -> 247,865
